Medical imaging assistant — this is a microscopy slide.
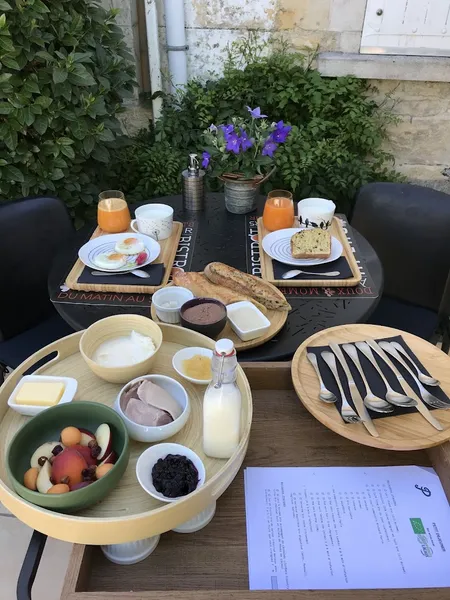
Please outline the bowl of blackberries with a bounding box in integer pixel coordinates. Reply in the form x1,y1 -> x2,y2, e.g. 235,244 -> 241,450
136,442 -> 205,503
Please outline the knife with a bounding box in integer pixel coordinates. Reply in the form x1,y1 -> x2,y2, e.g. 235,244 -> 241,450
366,339 -> 444,431
329,343 -> 379,437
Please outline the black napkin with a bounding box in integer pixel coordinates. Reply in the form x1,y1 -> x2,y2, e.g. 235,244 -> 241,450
78,263 -> 165,287
273,256 -> 353,280
307,335 -> 450,420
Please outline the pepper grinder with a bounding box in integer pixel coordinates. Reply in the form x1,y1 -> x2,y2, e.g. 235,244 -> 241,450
182,153 -> 205,211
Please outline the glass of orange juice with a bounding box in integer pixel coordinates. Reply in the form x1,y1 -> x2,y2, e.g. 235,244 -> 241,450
263,190 -> 294,232
97,190 -> 131,233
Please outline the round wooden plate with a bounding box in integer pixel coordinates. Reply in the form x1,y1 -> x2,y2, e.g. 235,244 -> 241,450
150,303 -> 287,352
292,324 -> 450,451
0,325 -> 252,545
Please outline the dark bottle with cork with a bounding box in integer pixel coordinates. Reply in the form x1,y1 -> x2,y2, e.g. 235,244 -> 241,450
182,153 -> 205,211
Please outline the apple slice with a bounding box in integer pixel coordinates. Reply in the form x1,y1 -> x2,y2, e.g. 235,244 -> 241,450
94,423 -> 112,461
30,441 -> 64,469
98,450 -> 117,467
79,428 -> 96,447
36,460 -> 53,494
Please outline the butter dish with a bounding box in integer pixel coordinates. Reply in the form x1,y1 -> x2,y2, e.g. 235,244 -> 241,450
7,375 -> 78,417
226,301 -> 271,342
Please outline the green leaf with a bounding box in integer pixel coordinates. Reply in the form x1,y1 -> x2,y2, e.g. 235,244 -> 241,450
60,145 -> 75,159
0,35 -> 14,52
35,95 -> 52,109
23,79 -> 40,94
98,128 -> 114,142
68,65 -> 96,86
0,1 -> 12,11
50,168 -> 64,180
36,50 -> 54,62
33,115 -> 48,135
0,101 -> 12,114
4,165 -> 24,182
0,13 -> 6,28
33,0 -> 50,13
1,55 -> 20,70
70,119 -> 89,140
92,145 -> 110,163
4,128 -> 17,150
58,137 -> 74,146
83,136 -> 95,154
52,67 -> 68,84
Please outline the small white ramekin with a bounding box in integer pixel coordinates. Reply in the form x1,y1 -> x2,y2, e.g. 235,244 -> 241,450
226,301 -> 271,342
136,442 -> 206,503
152,286 -> 194,324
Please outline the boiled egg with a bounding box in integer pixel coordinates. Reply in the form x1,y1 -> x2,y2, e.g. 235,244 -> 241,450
93,252 -> 127,270
114,237 -> 145,255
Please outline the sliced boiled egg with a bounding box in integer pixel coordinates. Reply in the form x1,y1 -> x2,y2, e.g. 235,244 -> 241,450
114,237 -> 145,255
94,252 -> 127,270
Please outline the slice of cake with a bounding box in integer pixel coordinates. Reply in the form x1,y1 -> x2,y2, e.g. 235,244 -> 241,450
290,229 -> 331,259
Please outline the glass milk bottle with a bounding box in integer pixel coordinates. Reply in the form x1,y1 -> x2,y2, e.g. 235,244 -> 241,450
203,339 -> 242,459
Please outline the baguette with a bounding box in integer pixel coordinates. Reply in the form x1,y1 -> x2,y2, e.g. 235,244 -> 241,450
204,262 -> 291,311
172,271 -> 268,313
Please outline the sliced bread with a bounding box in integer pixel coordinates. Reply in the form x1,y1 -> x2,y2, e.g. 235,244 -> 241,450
290,229 -> 331,259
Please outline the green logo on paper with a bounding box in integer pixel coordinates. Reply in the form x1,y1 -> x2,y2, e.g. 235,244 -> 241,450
410,518 -> 426,535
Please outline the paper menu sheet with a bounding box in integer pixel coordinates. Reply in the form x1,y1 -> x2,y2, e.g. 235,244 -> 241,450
244,466 -> 450,590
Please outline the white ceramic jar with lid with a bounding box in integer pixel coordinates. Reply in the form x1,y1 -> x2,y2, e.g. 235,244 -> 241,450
202,339 -> 242,459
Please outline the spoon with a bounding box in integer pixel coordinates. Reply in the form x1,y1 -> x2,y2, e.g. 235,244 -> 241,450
342,344 -> 394,414
355,342 -> 417,407
282,269 -> 340,279
390,341 -> 440,386
306,352 -> 337,403
91,269 -> 151,279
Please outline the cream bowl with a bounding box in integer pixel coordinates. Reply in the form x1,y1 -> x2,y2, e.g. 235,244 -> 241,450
114,374 -> 190,443
152,286 -> 194,324
79,315 -> 163,384
172,346 -> 213,385
136,442 -> 205,503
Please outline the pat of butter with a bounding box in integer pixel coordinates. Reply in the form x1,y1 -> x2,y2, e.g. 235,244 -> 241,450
15,381 -> 65,406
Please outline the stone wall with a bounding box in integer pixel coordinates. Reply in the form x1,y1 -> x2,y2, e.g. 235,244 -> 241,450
112,0 -> 450,190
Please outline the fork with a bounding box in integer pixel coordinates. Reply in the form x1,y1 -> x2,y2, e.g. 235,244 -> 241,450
379,342 -> 449,409
321,351 -> 361,424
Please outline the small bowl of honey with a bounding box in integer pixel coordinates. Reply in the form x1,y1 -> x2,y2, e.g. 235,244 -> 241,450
172,347 -> 213,385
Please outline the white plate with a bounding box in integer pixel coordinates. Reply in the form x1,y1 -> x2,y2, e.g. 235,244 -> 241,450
261,228 -> 343,266
78,233 -> 160,273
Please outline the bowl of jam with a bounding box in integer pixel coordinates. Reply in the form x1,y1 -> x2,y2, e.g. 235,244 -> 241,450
180,298 -> 227,339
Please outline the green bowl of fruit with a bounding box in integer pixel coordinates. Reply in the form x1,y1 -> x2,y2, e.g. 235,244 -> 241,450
6,401 -> 129,513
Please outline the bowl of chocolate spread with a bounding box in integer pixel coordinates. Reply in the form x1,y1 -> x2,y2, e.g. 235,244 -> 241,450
180,298 -> 227,339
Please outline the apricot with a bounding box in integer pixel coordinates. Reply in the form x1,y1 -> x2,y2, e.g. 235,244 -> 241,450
24,467 -> 39,491
60,426 -> 81,447
48,483 -> 70,494
51,448 -> 87,486
96,463 -> 114,479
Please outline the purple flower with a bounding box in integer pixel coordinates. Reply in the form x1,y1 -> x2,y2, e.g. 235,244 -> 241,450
225,133 -> 241,154
239,128 -> 253,151
246,106 -> 267,119
262,139 -> 278,157
202,151 -> 210,169
271,120 -> 292,144
219,124 -> 234,136
208,124 -> 217,133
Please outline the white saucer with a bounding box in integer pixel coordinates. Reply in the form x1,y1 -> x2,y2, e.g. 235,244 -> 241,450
262,228 -> 343,266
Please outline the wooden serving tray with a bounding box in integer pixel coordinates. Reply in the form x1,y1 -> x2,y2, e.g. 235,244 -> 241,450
65,222 -> 183,294
292,324 -> 450,451
257,216 -> 362,287
60,362 -> 450,600
0,326 -> 252,544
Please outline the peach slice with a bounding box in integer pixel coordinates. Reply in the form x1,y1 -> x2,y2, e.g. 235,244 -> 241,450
51,448 -> 87,487
94,423 -> 112,461
70,444 -> 97,467
30,441 -> 64,469
36,460 -> 53,494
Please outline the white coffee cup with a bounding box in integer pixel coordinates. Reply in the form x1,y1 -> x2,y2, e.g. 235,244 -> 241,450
298,198 -> 336,229
131,204 -> 173,241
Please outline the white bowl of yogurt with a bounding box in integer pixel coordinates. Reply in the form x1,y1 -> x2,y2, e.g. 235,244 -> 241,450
114,374 -> 190,442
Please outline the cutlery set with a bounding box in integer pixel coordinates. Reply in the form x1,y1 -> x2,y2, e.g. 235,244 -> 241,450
307,339 -> 447,438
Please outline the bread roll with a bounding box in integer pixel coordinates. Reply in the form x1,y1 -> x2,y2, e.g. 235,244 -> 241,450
204,263 -> 291,311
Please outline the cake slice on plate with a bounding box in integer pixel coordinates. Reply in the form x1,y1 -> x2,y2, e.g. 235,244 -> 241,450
290,229 -> 331,259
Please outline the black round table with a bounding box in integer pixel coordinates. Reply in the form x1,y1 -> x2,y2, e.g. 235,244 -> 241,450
49,194 -> 383,361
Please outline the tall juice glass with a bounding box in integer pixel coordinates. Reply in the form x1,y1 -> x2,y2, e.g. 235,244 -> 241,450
97,190 -> 131,233
263,190 -> 294,232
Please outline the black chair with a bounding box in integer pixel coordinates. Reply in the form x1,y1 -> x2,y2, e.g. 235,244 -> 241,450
351,183 -> 450,353
0,196 -> 75,374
